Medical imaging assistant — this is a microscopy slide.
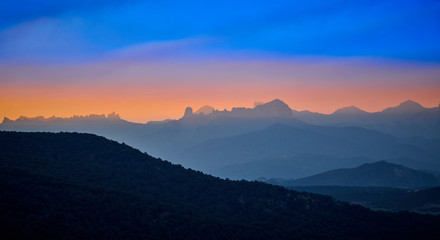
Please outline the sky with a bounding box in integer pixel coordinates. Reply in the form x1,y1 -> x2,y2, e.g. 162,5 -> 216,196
1,0 -> 440,122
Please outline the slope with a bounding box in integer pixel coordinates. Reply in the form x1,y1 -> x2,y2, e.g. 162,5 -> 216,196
1,131 -> 440,239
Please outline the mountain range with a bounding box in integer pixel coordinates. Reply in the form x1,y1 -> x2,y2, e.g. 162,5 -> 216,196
1,131 -> 439,239
1,99 -> 439,180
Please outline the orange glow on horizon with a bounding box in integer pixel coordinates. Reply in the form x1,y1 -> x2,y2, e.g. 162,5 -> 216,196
1,58 -> 440,123
1,83 -> 439,123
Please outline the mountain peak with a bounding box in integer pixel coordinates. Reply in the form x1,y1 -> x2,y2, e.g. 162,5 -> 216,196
333,105 -> 366,115
256,99 -> 290,110
1,117 -> 11,124
383,100 -> 425,114
260,99 -> 286,106
254,99 -> 292,118
399,100 -> 423,108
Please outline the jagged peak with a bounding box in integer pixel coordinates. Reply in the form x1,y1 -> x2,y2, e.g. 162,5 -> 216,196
183,107 -> 194,118
107,112 -> 121,119
1,117 -> 11,124
2,113 -> 123,122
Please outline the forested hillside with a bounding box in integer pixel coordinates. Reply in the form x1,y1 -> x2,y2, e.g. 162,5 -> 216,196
1,131 -> 439,239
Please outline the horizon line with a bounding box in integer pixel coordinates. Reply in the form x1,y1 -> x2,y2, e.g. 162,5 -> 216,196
2,98 -> 438,124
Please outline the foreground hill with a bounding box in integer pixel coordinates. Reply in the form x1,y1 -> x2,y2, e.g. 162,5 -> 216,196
1,132 -> 439,239
270,161 -> 440,188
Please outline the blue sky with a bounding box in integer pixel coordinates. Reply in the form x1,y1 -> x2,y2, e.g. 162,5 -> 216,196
1,0 -> 440,121
1,0 -> 440,63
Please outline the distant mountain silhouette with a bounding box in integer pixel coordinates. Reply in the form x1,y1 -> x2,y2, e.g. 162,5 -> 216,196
382,100 -> 426,114
203,99 -> 293,119
0,112 -> 150,151
183,107 -> 194,118
292,100 -> 440,138
253,99 -> 293,118
194,105 -> 215,115
184,99 -> 434,120
2,112 -> 121,124
2,132 -> 440,239
332,105 -> 368,115
181,99 -> 293,120
276,161 -> 440,188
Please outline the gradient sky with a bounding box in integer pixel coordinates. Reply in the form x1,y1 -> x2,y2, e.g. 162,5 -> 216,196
1,0 -> 440,122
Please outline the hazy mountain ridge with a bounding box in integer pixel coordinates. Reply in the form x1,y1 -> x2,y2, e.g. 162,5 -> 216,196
178,124 -> 440,178
292,100 -> 440,138
382,100 -> 427,114
332,105 -> 368,115
2,112 -> 122,123
2,99 -> 438,137
215,155 -> 373,180
264,161 -> 440,188
1,131 -> 440,239
1,99 -> 439,178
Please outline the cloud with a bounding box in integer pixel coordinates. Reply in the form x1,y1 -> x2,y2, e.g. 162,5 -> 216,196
107,37 -> 217,61
1,0 -> 439,63
0,17 -> 99,63
0,0 -> 138,29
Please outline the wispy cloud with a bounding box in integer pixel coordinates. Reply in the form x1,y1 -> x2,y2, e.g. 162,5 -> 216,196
1,0 -> 439,63
0,17 -> 99,63
0,0 -> 138,29
107,37 -> 218,61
